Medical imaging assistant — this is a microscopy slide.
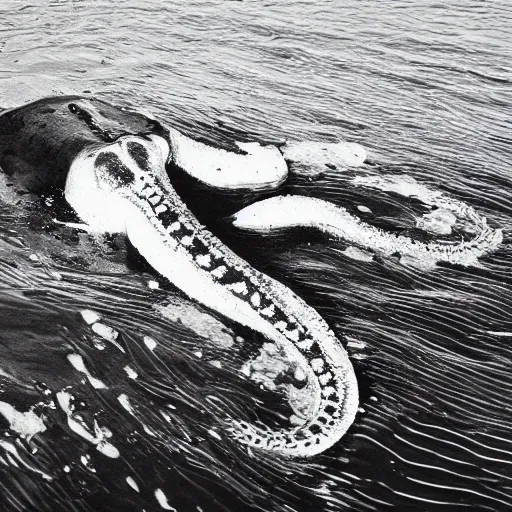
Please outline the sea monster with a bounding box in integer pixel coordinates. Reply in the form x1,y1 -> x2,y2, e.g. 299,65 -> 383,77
0,96 -> 501,456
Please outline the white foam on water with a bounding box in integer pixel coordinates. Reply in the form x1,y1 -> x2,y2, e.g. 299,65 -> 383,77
208,429 -> 222,441
124,365 -> 138,379
0,401 -> 46,440
346,337 -> 367,350
117,394 -> 134,415
81,454 -> 96,473
160,410 -> 172,423
143,336 -> 157,351
353,173 -> 434,199
154,488 -> 176,511
67,354 -> 107,389
117,393 -> 155,436
80,309 -> 101,325
155,300 -> 234,349
0,368 -> 12,379
92,339 -> 106,351
352,173 -> 487,233
416,208 -> 457,235
56,391 -> 119,459
143,424 -> 157,438
0,440 -> 52,480
341,246 -> 374,262
51,271 -> 62,281
91,323 -> 120,343
282,140 -> 367,171
96,442 -> 120,458
90,322 -> 125,352
126,476 -> 140,492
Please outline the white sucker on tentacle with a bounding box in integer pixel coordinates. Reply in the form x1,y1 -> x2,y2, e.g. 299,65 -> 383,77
65,134 -> 359,457
231,195 -> 503,267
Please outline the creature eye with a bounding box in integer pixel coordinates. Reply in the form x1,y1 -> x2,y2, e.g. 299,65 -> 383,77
68,103 -> 115,142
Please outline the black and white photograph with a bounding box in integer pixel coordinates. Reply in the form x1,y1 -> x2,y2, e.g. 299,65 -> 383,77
0,1 -> 510,510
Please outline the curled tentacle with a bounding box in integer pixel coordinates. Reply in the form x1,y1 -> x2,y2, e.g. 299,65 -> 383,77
231,195 -> 502,267
65,134 -> 359,457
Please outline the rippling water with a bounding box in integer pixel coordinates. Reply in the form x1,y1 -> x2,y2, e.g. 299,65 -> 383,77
0,0 -> 511,510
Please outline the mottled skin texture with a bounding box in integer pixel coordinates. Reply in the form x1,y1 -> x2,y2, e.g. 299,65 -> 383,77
0,97 -> 358,457
0,96 -> 166,193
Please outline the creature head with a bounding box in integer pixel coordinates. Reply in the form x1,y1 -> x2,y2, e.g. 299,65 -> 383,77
92,134 -> 170,195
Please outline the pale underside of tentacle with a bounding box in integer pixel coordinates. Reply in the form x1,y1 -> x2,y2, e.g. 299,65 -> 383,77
64,134 -> 359,457
166,126 -> 289,190
231,195 -> 502,267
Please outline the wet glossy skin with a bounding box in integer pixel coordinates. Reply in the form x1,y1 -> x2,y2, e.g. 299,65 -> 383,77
0,96 -> 166,193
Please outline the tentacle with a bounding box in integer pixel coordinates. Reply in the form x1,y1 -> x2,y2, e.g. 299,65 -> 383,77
165,125 -> 367,190
231,195 -> 502,267
65,134 -> 359,457
165,127 -> 288,191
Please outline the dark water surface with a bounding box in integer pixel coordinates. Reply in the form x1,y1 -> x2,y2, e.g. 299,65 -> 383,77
0,1 -> 511,510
